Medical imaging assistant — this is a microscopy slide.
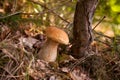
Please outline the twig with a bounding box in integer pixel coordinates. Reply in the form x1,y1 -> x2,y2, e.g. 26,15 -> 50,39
92,16 -> 106,30
0,66 -> 17,80
69,54 -> 94,72
94,38 -> 111,47
94,32 -> 120,54
0,11 -> 22,19
12,62 -> 24,75
22,0 -> 71,17
0,74 -> 24,78
94,30 -> 112,40
2,49 -> 18,64
29,0 -> 70,24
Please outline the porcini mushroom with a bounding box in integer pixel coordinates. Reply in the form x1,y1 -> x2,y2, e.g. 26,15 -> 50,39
38,26 -> 69,62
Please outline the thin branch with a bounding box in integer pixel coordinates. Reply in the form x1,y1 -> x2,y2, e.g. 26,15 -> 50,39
0,66 -> 17,80
0,11 -> 22,19
69,54 -> 95,72
2,49 -> 18,64
94,38 -> 111,47
92,16 -> 106,30
94,30 -> 112,40
29,0 -> 70,24
22,0 -> 71,17
0,75 -> 24,78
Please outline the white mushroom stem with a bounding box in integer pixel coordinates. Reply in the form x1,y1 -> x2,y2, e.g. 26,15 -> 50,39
38,39 -> 59,62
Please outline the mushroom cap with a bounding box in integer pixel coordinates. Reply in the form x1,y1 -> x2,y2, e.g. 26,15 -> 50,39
45,26 -> 69,45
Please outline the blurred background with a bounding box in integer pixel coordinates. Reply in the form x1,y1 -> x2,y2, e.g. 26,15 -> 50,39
0,0 -> 120,37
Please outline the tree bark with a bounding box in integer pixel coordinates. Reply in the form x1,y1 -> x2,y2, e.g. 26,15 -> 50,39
71,0 -> 98,58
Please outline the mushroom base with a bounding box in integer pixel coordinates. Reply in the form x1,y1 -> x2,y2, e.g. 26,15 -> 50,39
38,39 -> 59,62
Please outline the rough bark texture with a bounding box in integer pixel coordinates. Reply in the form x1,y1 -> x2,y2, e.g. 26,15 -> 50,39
71,0 -> 98,58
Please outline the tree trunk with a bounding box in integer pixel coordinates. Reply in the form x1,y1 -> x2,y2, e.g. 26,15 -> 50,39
71,0 -> 98,58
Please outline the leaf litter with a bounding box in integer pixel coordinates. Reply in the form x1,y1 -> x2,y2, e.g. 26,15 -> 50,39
0,26 -> 120,80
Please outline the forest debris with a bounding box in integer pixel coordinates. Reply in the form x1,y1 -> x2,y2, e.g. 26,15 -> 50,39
0,25 -> 11,41
69,68 -> 91,80
35,59 -> 49,70
28,59 -> 53,79
19,36 -> 39,49
0,24 -> 120,80
1,48 -> 18,63
49,75 -> 56,80
59,54 -> 75,64
33,34 -> 47,49
24,25 -> 43,37
61,67 -> 69,73
0,36 -> 120,80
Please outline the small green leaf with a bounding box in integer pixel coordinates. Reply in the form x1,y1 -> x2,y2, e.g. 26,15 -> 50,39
111,5 -> 120,12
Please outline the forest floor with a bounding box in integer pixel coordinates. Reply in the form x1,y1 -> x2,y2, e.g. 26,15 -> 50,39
0,25 -> 120,80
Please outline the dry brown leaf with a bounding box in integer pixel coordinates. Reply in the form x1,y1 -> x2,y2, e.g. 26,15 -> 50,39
24,26 -> 43,37
19,37 -> 39,49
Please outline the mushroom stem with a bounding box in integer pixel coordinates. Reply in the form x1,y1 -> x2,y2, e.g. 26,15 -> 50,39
38,39 -> 59,62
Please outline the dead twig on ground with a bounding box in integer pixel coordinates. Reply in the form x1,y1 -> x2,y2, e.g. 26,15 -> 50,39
69,54 -> 95,72
0,66 -> 17,80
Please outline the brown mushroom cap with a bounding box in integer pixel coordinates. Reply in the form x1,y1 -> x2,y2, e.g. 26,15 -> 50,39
45,26 -> 69,45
